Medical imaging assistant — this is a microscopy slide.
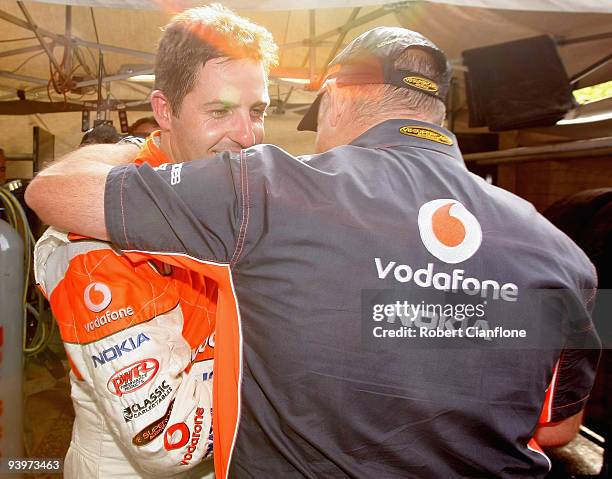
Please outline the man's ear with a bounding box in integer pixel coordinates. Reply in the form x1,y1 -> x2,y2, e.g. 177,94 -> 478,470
150,90 -> 173,131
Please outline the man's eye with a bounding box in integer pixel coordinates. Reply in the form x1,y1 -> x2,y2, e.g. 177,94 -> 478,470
251,109 -> 266,118
212,109 -> 230,118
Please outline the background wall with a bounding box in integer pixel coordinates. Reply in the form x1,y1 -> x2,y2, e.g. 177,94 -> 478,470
0,109 -> 317,179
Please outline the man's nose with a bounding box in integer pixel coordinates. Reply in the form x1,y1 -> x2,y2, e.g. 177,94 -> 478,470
228,111 -> 257,148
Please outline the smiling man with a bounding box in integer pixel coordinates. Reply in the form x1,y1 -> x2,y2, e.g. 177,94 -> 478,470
150,7 -> 271,161
32,5 -> 277,478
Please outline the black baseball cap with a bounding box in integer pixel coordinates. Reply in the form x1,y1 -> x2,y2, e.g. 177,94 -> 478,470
297,27 -> 451,132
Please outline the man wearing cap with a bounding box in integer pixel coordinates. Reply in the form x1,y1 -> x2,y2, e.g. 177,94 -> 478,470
27,26 -> 600,478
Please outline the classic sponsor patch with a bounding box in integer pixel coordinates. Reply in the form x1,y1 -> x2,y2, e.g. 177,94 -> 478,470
91,332 -> 150,368
132,399 -> 174,447
399,125 -> 453,145
107,358 -> 159,397
123,380 -> 172,422
402,76 -> 439,94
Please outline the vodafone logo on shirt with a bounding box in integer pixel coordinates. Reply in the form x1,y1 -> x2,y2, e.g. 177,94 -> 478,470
84,282 -> 112,312
418,199 -> 482,264
375,199 -> 518,302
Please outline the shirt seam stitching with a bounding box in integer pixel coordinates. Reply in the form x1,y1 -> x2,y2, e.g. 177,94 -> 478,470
230,152 -> 249,268
119,166 -> 130,249
551,395 -> 590,410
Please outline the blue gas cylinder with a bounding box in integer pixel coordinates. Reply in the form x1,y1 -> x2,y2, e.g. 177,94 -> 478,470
0,218 -> 24,460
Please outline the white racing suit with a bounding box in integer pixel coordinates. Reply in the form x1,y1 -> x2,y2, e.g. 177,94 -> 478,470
34,226 -> 217,478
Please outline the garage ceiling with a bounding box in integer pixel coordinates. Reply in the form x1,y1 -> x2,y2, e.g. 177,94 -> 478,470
0,0 -> 610,157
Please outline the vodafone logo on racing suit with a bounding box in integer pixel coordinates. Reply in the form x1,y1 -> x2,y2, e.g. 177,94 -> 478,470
191,333 -> 215,381
418,199 -> 482,264
163,407 -> 210,464
83,281 -> 135,332
107,358 -> 159,396
180,407 -> 207,465
84,282 -> 112,312
191,332 -> 215,362
164,423 -> 190,450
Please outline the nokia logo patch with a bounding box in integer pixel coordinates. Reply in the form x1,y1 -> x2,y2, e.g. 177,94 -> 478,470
91,333 -> 150,368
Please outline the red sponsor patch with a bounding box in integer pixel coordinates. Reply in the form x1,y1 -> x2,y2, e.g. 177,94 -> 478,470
132,400 -> 174,447
164,423 -> 190,451
107,358 -> 159,397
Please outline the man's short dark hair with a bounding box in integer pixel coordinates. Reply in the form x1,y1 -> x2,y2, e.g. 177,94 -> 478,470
129,116 -> 159,135
154,4 -> 278,116
80,124 -> 121,146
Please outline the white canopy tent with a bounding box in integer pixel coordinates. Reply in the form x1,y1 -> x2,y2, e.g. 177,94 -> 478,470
0,0 -> 611,175
23,0 -> 612,13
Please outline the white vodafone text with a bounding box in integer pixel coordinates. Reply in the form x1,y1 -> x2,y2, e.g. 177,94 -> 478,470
375,258 -> 518,302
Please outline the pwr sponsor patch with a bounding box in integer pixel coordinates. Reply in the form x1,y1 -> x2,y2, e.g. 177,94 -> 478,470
107,358 -> 159,396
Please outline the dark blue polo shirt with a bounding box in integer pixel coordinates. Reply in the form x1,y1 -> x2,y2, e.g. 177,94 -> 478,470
106,119 -> 600,478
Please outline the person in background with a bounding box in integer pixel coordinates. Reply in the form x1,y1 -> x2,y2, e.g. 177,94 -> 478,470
26,26 -> 600,478
129,116 -> 159,138
80,123 -> 121,146
31,4 -> 277,478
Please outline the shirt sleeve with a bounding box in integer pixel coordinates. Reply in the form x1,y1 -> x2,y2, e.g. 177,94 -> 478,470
541,270 -> 601,424
105,152 -> 243,264
546,347 -> 600,423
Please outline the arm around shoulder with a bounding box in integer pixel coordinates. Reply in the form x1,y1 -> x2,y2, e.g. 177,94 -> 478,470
25,143 -> 138,240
